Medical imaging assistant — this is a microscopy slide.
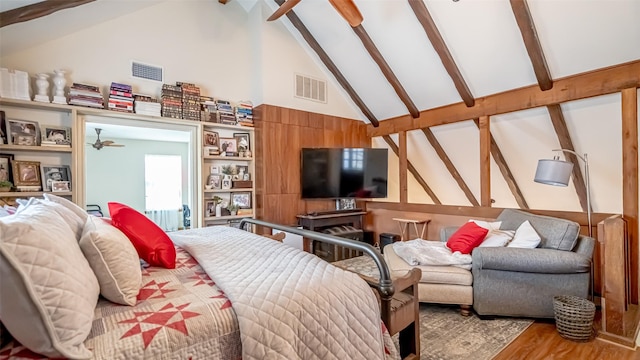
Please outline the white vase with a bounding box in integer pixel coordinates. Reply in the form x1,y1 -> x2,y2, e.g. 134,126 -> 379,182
52,69 -> 67,104
34,73 -> 50,103
215,204 -> 222,217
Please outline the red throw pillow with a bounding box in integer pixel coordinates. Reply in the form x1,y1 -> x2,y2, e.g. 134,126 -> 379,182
446,221 -> 489,254
108,202 -> 176,268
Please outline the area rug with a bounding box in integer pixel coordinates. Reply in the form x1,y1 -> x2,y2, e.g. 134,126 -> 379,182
333,256 -> 534,360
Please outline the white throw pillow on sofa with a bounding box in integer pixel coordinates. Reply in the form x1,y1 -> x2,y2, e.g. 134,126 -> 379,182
80,216 -> 142,305
0,202 -> 99,359
507,220 -> 541,248
469,219 -> 502,231
480,229 -> 515,247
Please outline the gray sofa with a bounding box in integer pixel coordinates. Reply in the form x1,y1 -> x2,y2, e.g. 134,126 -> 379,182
442,209 -> 595,318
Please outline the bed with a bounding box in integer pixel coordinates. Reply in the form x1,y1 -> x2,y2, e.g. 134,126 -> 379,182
0,197 -> 400,360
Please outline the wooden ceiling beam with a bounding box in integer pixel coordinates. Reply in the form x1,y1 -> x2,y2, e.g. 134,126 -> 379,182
408,0 -> 475,107
382,135 -> 441,204
368,60 -> 640,137
352,25 -> 421,118
275,0 -> 379,126
510,0 -> 553,91
473,119 -> 530,209
0,0 -> 95,28
546,104 -> 589,212
421,128 -> 479,206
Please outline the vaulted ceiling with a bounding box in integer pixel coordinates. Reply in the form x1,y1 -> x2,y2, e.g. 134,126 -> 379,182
1,0 -> 639,213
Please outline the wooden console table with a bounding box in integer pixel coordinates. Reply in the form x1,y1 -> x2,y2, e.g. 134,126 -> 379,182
297,211 -> 367,252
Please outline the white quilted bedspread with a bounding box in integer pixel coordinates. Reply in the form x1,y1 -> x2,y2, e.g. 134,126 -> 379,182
171,226 -> 386,360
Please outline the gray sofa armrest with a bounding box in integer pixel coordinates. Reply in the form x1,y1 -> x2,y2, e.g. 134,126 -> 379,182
572,235 -> 595,257
472,247 -> 591,274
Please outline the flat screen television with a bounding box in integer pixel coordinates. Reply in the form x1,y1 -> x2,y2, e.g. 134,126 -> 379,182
301,148 -> 388,199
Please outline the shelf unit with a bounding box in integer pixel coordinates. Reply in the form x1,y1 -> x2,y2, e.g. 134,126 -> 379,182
201,122 -> 255,227
0,98 -> 78,204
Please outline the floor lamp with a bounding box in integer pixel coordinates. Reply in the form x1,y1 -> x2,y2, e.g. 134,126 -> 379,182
534,148 -> 594,301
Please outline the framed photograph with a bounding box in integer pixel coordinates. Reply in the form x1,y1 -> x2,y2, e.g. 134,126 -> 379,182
0,153 -> 14,184
232,192 -> 252,209
221,175 -> 232,190
233,132 -> 250,152
40,165 -> 71,192
41,125 -> 71,145
208,174 -> 221,189
210,165 -> 220,174
51,181 -> 70,192
220,138 -> 237,155
12,160 -> 41,187
204,200 -> 216,217
236,165 -> 249,179
204,130 -> 219,148
0,111 -> 7,144
6,119 -> 39,146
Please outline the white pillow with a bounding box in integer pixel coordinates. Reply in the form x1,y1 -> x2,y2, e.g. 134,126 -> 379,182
468,219 -> 502,231
43,193 -> 89,223
16,197 -> 85,240
80,216 -> 142,305
507,220 -> 542,248
480,229 -> 515,247
0,202 -> 99,358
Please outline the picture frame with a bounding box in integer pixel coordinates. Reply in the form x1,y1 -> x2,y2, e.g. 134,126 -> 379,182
40,125 -> 71,145
221,175 -> 232,190
208,174 -> 221,189
12,160 -> 41,187
204,130 -> 219,148
233,132 -> 250,152
236,165 -> 249,179
40,164 -> 71,192
232,192 -> 251,209
210,165 -> 220,174
0,111 -> 7,144
0,153 -> 14,184
204,200 -> 216,217
6,118 -> 40,146
51,181 -> 70,192
220,138 -> 237,155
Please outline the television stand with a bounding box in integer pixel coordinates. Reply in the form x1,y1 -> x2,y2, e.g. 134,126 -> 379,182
296,210 -> 367,253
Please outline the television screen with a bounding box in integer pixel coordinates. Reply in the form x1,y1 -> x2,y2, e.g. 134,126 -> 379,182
301,148 -> 388,199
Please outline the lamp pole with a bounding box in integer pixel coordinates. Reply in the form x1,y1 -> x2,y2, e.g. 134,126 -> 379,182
554,148 -> 594,301
553,149 -> 591,237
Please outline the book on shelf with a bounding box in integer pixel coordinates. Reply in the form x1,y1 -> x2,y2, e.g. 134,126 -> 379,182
71,82 -> 100,92
16,185 -> 42,192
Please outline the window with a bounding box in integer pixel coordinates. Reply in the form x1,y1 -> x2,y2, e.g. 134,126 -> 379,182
144,155 -> 182,210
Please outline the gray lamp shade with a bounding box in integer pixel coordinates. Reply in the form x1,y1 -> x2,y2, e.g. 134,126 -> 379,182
534,159 -> 574,186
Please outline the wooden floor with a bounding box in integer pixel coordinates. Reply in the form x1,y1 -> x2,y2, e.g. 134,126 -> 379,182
494,320 -> 639,360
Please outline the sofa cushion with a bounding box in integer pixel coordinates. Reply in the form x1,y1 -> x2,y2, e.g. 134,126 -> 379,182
497,209 -> 579,251
507,220 -> 541,248
480,229 -> 515,247
383,245 -> 473,286
0,201 -> 99,358
446,222 -> 488,254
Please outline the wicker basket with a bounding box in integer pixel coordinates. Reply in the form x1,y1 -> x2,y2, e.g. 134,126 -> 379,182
553,295 -> 595,341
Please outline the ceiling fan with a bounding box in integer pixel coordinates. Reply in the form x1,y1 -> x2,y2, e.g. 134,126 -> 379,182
267,0 -> 363,27
88,128 -> 124,150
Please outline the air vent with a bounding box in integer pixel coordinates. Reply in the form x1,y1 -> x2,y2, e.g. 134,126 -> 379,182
131,61 -> 163,82
295,74 -> 327,103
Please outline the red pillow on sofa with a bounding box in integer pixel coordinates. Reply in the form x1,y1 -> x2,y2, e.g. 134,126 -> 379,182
108,202 -> 176,269
446,221 -> 489,254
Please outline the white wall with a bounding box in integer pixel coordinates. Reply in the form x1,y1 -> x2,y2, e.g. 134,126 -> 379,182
85,136 -> 189,217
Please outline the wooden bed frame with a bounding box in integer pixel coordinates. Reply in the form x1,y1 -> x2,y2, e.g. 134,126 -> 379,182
240,218 -> 421,360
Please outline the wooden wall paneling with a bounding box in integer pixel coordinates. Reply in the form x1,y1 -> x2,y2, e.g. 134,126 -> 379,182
621,87 -> 639,304
368,60 -> 640,137
283,124 -> 301,194
478,116 -> 491,206
599,216 -> 627,336
399,130 -> 408,203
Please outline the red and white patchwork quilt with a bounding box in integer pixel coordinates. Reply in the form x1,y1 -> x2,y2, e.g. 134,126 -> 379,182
1,247 -> 241,360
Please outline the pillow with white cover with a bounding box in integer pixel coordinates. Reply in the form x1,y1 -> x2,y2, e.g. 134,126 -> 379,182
507,220 -> 541,248
80,216 -> 143,305
468,219 -> 502,231
15,196 -> 85,240
43,193 -> 89,223
0,200 -> 99,358
480,229 -> 515,247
